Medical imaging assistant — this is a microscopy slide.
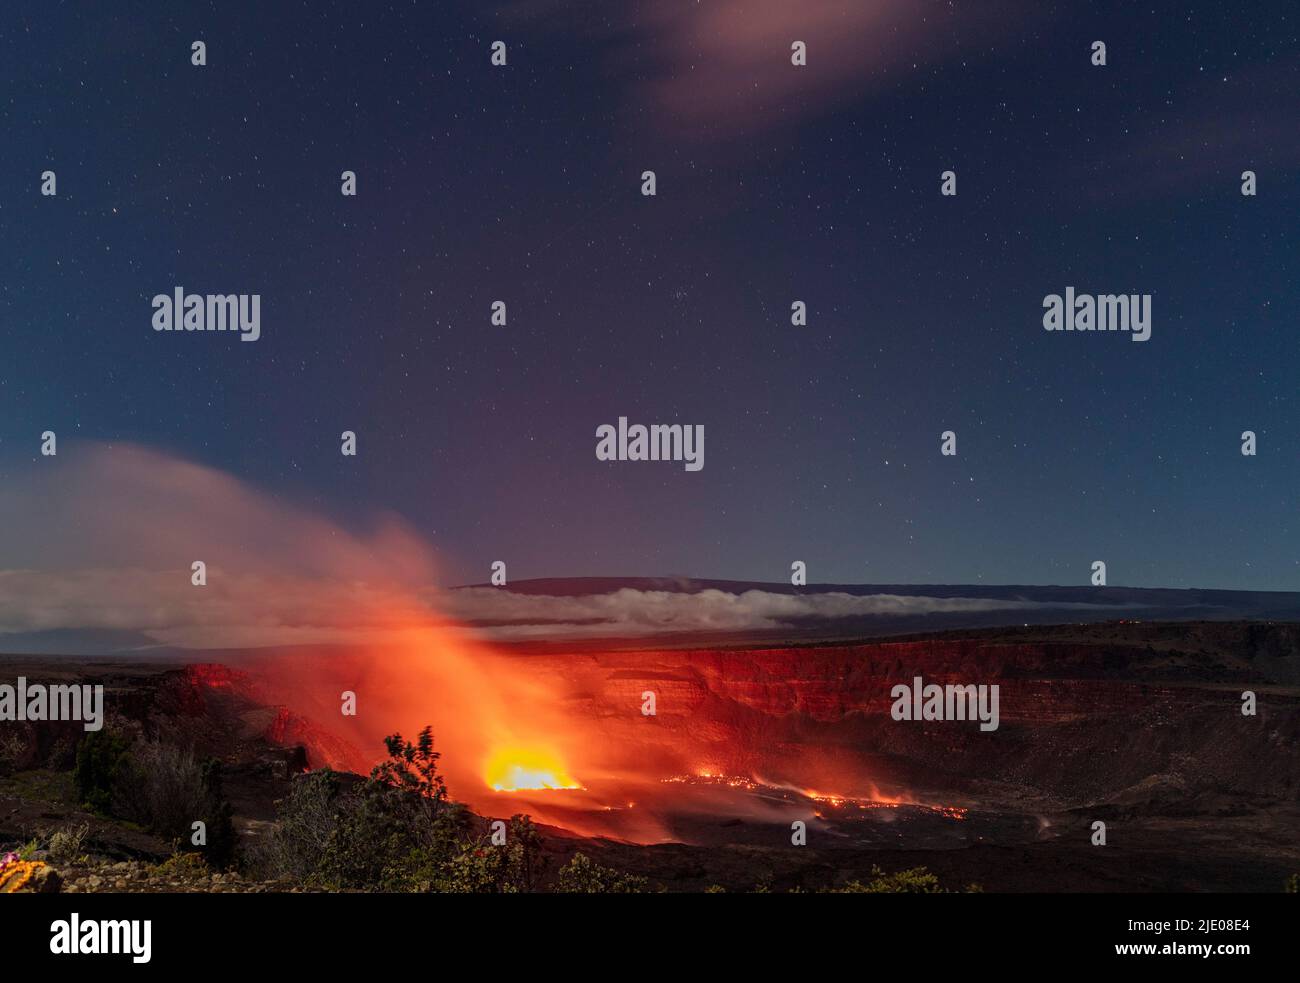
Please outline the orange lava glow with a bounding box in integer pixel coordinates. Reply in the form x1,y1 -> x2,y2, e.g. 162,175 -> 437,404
484,747 -> 582,792
663,772 -> 969,821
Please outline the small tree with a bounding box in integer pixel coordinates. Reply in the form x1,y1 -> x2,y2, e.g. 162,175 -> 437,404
265,727 -> 466,890
371,727 -> 447,801
367,727 -> 464,865
507,814 -> 546,892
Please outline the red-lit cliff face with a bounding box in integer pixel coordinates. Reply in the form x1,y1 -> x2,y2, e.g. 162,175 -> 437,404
202,622 -> 1299,843
515,632 -> 1300,814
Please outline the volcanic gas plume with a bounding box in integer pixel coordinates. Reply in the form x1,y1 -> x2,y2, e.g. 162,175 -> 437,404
0,444 -> 713,839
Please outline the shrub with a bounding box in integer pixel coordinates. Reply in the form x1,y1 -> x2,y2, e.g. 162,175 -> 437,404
260,768 -> 342,883
45,733 -> 78,770
503,814 -> 546,892
439,816 -> 547,894
553,853 -> 648,893
262,730 -> 469,890
260,729 -> 551,893
441,836 -> 517,893
323,773 -> 432,888
113,741 -> 236,868
193,758 -> 237,868
73,730 -> 131,813
829,865 -> 946,893
0,731 -> 30,776
47,822 -> 90,864
152,851 -> 211,881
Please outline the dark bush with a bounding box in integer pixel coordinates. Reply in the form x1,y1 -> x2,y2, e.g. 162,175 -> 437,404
260,727 -> 547,892
105,739 -> 237,867
553,853 -> 649,893
825,865 -> 980,893
73,730 -> 131,814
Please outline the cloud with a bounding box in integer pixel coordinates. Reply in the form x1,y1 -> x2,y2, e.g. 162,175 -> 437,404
439,586 -> 1113,640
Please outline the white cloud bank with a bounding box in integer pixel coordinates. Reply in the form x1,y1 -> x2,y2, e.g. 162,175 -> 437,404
439,587 -> 1107,640
0,442 -> 1119,649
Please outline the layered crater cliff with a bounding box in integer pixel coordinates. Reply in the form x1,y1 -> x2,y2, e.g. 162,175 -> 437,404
514,621 -> 1300,815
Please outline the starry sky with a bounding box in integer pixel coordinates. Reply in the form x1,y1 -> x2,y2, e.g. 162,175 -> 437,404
2,1 -> 1298,590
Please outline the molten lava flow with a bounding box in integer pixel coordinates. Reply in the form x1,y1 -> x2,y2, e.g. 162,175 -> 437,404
484,747 -> 581,792
660,773 -> 969,821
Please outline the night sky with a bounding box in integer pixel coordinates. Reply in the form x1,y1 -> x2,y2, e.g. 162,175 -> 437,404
2,1 -> 1298,590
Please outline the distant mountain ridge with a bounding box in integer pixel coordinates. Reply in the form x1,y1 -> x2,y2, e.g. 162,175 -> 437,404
454,572 -> 1289,603
455,575 -> 1300,609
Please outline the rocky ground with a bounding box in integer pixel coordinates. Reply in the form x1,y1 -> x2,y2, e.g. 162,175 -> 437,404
40,860 -> 298,893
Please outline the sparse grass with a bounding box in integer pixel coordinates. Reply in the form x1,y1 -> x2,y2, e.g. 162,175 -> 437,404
151,851 -> 211,881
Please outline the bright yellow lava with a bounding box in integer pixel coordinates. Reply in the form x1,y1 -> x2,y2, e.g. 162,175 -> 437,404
484,747 -> 581,791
